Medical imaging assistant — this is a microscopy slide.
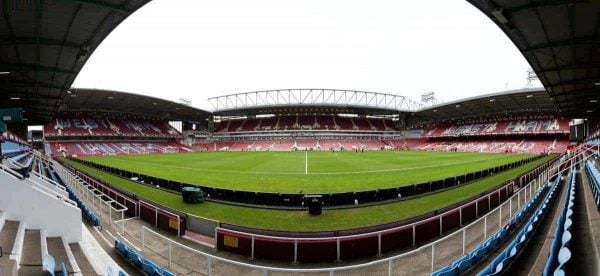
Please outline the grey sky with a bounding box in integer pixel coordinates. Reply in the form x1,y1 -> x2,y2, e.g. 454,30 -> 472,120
73,0 -> 541,110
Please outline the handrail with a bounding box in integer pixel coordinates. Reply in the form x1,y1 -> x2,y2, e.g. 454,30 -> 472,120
25,177 -> 78,207
31,170 -> 67,191
0,162 -> 25,180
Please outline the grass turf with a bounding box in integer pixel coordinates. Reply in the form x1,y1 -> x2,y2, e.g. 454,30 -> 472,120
81,151 -> 534,193
62,154 -> 554,231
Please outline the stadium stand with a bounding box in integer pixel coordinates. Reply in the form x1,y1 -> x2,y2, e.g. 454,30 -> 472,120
0,144 -> 108,275
585,160 -> 600,210
213,115 -> 400,133
543,168 -> 576,275
44,117 -> 181,138
422,117 -> 569,137
47,141 -> 191,157
115,240 -> 174,276
431,172 -> 562,276
476,171 -> 564,275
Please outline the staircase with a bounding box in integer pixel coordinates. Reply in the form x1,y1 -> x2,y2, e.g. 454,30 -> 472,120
0,210 -> 102,276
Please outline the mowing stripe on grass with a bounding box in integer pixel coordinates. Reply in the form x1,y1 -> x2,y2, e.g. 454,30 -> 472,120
87,153 -> 516,175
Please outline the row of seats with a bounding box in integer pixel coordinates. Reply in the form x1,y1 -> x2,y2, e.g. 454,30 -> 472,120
42,254 -> 68,276
432,174 -> 555,276
585,159 -> 600,210
46,164 -> 101,227
543,169 -> 576,275
6,153 -> 33,177
115,240 -> 174,276
478,172 -> 563,275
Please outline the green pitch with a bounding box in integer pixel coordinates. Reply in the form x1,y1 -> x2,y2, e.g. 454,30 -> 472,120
62,154 -> 554,231
81,151 -> 534,193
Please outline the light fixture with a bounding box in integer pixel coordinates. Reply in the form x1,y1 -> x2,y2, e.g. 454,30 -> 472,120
489,99 -> 495,102
66,90 -> 72,94
526,94 -> 533,98
0,72 -> 9,75
107,96 -> 114,99
595,82 -> 600,86
492,9 -> 509,24
456,104 -> 461,108
590,99 -> 598,103
10,97 -> 20,100
587,110 -> 594,113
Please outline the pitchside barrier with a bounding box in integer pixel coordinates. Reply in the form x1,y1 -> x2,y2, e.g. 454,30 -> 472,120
215,156 -> 561,262
187,214 -> 220,237
69,154 -> 547,208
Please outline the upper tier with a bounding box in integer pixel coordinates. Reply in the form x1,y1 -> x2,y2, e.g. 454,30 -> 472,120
44,117 -> 181,139
422,117 -> 569,137
214,115 -> 400,133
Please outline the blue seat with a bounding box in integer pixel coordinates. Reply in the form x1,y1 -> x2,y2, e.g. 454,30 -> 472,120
142,260 -> 161,275
60,262 -> 68,276
162,270 -> 175,276
432,265 -> 458,276
456,255 -> 473,274
451,255 -> 468,268
134,254 -> 145,268
432,266 -> 450,276
42,254 -> 56,276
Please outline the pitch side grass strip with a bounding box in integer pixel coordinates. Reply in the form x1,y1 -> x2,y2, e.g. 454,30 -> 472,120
62,155 -> 554,231
81,151 -> 534,193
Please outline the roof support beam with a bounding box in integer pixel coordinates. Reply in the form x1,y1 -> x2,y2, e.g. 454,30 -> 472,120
506,0 -> 584,14
0,63 -> 76,75
59,0 -> 132,14
0,36 -> 82,49
2,81 -> 66,90
523,36 -> 600,52
537,62 -> 600,74
548,76 -> 600,87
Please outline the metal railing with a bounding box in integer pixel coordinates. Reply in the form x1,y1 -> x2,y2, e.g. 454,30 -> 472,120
55,163 -> 129,233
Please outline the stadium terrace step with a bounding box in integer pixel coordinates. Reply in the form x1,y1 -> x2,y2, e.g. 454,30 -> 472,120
69,243 -> 98,275
46,237 -> 78,274
561,169 -> 597,275
0,220 -> 19,273
19,229 -> 42,274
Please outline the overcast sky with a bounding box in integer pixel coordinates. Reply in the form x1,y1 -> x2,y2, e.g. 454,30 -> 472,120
72,0 -> 541,111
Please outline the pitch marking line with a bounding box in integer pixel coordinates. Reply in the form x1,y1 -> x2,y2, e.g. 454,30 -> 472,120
305,151 -> 308,175
98,155 -> 516,176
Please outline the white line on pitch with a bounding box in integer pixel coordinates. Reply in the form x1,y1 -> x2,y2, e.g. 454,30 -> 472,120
305,151 -> 308,175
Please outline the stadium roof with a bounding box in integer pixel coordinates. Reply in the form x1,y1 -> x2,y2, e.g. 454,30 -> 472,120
209,89 -> 422,117
468,0 -> 600,119
411,88 -> 558,126
0,0 -> 150,124
57,88 -> 211,121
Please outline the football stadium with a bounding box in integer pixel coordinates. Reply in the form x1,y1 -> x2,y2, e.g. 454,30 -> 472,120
1,1 -> 600,276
